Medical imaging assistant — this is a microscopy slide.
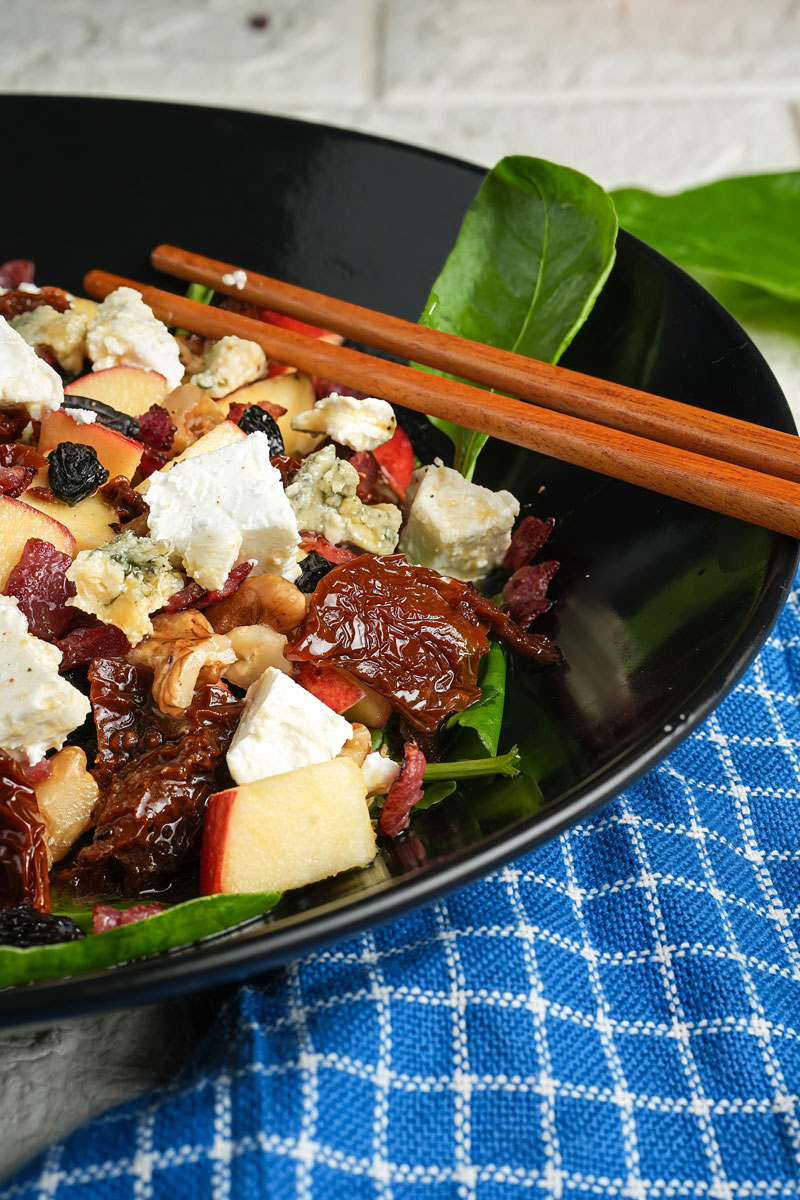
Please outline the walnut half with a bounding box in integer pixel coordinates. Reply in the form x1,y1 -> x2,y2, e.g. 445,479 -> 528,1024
129,610 -> 236,715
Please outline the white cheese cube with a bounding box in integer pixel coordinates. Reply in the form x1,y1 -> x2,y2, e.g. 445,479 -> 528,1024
87,286 -> 183,390
227,666 -> 353,785
361,750 -> 401,796
0,318 -> 63,420
0,596 -> 91,764
146,431 -> 301,591
292,392 -> 396,451
400,464 -> 520,581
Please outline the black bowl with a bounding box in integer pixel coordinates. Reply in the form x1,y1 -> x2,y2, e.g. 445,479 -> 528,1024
0,96 -> 795,1026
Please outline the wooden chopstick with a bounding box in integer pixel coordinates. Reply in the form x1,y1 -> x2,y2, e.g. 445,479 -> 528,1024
151,243 -> 800,485
83,268 -> 800,540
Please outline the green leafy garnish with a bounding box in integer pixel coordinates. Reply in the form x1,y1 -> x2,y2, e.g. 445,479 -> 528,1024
175,281 -> 215,335
418,155 -> 618,478
0,892 -> 280,986
612,173 -> 800,301
413,780 -> 457,813
423,746 -> 521,782
445,642 -> 507,759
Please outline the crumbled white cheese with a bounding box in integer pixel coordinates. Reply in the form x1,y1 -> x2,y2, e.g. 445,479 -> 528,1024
66,530 -> 185,646
221,270 -> 248,291
62,407 -> 97,425
400,464 -> 520,581
285,444 -> 401,555
361,750 -> 401,796
146,431 -> 300,591
227,666 -> 352,785
291,392 -> 396,452
86,286 -> 183,390
0,318 -> 63,420
191,335 -> 266,398
0,596 -> 91,764
11,305 -> 89,374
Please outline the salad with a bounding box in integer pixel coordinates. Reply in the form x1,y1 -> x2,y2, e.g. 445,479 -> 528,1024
0,259 -> 559,955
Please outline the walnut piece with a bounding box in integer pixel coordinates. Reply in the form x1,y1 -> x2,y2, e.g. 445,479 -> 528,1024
222,624 -> 290,689
205,574 -> 307,635
339,723 -> 371,767
129,610 -> 236,715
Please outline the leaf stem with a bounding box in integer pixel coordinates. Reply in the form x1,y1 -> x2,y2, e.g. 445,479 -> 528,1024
423,747 -> 521,781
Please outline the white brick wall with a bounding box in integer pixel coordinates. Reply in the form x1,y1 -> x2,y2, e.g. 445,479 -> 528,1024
0,0 -> 799,1176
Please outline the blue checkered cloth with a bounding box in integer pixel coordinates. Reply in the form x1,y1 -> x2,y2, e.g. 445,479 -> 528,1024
5,580 -> 800,1200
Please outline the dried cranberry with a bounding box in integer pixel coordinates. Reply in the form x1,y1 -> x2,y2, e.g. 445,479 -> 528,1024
503,516 -> 555,572
3,537 -> 76,641
92,903 -> 165,933
378,741 -> 426,837
0,260 -> 34,289
0,464 -> 36,497
0,405 -> 31,444
48,442 -> 109,505
503,560 -> 559,629
0,906 -> 85,947
137,404 -> 175,453
235,405 -> 284,453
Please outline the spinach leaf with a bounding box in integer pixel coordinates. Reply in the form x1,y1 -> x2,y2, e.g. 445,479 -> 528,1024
423,746 -> 521,781
445,641 -> 507,759
175,281 -> 215,335
612,173 -> 800,301
413,780 -> 457,813
0,891 -> 280,986
418,155 -> 618,478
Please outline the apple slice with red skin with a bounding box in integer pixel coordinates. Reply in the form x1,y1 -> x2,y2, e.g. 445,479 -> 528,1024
372,426 -> 415,500
22,468 -> 117,552
65,365 -> 168,418
39,409 -> 143,480
201,757 -> 375,896
0,494 -> 75,588
292,660 -> 366,713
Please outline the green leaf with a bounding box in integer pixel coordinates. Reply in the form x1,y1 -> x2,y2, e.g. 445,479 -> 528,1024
0,891 -> 280,986
423,746 -> 521,782
413,780 -> 457,813
418,155 -> 618,478
175,281 -> 215,335
611,173 -> 800,301
445,641 -> 507,759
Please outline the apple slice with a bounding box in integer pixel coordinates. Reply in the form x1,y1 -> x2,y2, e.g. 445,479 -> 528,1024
0,494 -> 75,588
201,757 -> 375,895
22,468 -> 117,552
292,661 -> 365,713
34,746 -> 98,864
39,409 -> 143,480
65,365 -> 168,418
219,373 -> 319,457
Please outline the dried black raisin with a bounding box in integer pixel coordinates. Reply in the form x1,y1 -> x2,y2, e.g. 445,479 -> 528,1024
0,905 -> 86,947
63,395 -> 141,439
48,442 -> 110,505
296,551 -> 335,593
237,406 -> 284,453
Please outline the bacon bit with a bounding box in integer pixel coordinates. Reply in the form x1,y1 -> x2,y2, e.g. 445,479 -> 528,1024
349,450 -> 380,503
3,537 -> 76,641
298,532 -> 359,564
372,426 -> 415,501
503,515 -> 555,572
162,561 -> 253,613
92,903 -> 166,933
0,405 -> 31,444
378,741 -> 426,837
270,454 -> 301,485
0,464 -> 36,497
0,443 -> 45,471
503,561 -> 559,630
55,620 -> 131,671
227,399 -> 287,425
460,585 -> 561,665
99,475 -> 149,525
0,259 -> 34,289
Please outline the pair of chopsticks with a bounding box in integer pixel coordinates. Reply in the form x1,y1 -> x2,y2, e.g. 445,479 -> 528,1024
83,246 -> 800,539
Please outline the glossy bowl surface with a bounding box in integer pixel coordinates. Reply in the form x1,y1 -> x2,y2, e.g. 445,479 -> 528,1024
0,95 -> 796,1026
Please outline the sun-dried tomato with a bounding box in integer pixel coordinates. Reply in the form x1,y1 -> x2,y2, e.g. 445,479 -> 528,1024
0,405 -> 32,443
63,659 -> 243,895
287,554 -> 490,732
98,475 -> 150,525
0,755 -> 49,911
3,537 -> 76,641
270,453 -> 301,485
162,560 -> 253,613
0,286 -> 71,320
378,740 -> 426,837
458,586 -> 561,664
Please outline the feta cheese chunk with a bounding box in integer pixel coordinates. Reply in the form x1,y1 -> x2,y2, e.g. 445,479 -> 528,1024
227,667 -> 353,785
285,444 -> 401,555
0,318 -> 63,420
0,595 -> 90,764
146,431 -> 300,591
221,270 -> 248,290
192,335 -> 266,398
66,530 -> 185,646
292,392 -> 396,452
361,750 -> 401,797
400,464 -> 520,582
86,286 -> 183,390
11,305 -> 89,374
